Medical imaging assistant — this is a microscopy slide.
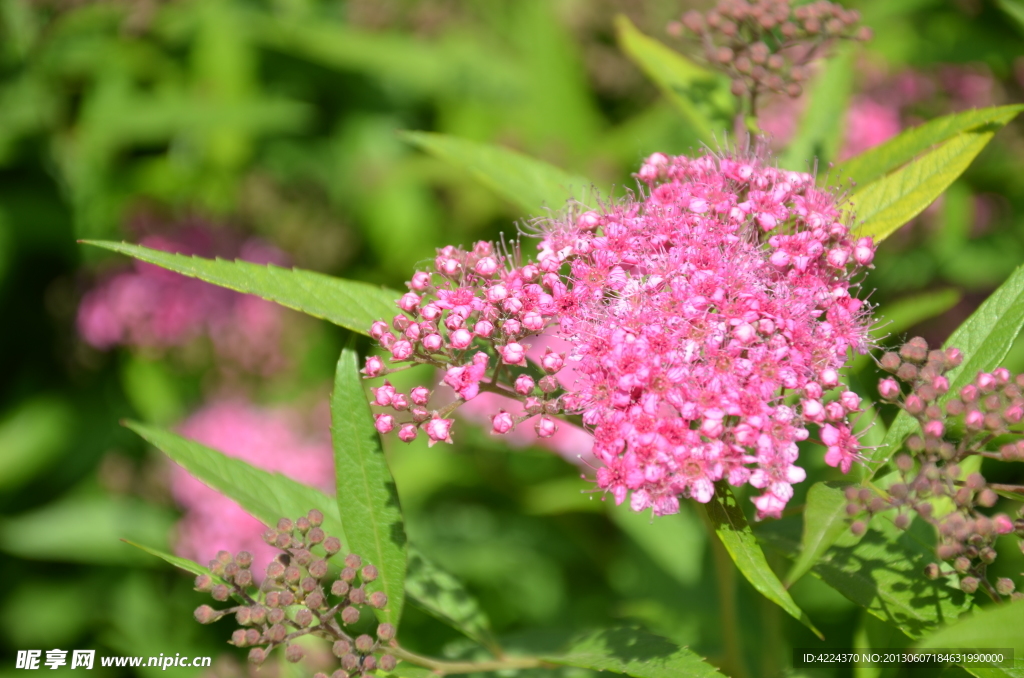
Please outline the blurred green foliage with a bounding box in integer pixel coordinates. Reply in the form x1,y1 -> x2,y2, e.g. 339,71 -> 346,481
2,0 -> 1024,676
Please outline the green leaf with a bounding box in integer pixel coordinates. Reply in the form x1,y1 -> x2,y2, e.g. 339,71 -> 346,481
779,45 -> 854,170
331,347 -> 407,627
0,396 -> 74,490
873,289 -> 962,340
125,421 -> 346,544
785,481 -> 853,587
813,515 -> 972,639
400,131 -> 595,215
404,548 -> 497,651
610,502 -> 705,587
914,599 -> 1024,678
837,105 -> 1024,187
0,492 -> 175,564
868,264 -> 1024,475
615,15 -> 732,144
124,421 -> 485,640
998,0 -> 1024,36
542,627 -> 724,678
81,241 -> 400,334
121,540 -> 221,582
704,483 -> 822,638
850,131 -> 1001,244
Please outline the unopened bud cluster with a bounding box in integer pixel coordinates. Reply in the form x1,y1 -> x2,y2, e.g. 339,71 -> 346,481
850,338 -> 1024,601
192,511 -> 398,676
668,0 -> 871,107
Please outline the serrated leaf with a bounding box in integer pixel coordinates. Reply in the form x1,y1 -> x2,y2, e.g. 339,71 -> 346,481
615,15 -> 732,144
400,131 -> 595,215
704,483 -> 822,638
868,264 -> 1024,475
837,105 -> 1024,187
813,514 -> 972,639
332,347 -> 407,627
542,627 -> 724,678
125,420 -> 345,542
785,481 -> 853,587
124,421 -> 486,639
850,131 -> 999,244
81,241 -> 399,334
404,548 -> 497,651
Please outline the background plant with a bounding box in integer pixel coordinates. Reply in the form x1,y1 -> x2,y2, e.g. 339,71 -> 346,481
3,1 -> 1024,677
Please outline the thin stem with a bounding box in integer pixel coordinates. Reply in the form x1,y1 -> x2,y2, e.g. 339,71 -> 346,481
389,644 -> 551,675
700,511 -> 748,678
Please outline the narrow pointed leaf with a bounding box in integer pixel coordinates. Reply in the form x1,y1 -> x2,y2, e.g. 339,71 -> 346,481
914,599 -> 1024,677
400,131 -> 595,215
81,241 -> 399,334
868,263 -> 1024,475
850,131 -> 999,244
704,483 -> 822,638
542,627 -> 724,678
125,421 -> 344,542
331,348 -> 407,627
785,481 -> 852,586
122,540 -> 221,582
124,421 -> 487,637
838,105 -> 1024,187
615,15 -> 732,144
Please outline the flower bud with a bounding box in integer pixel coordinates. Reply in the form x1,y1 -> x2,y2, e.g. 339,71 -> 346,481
369,591 -> 388,609
333,640 -> 352,658
248,648 -> 267,665
361,564 -> 378,582
308,527 -> 325,544
377,622 -> 396,641
341,606 -> 360,625
194,605 -> 218,624
515,374 -> 536,395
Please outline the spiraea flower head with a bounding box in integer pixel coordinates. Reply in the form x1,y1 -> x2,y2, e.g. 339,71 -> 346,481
364,149 -> 875,520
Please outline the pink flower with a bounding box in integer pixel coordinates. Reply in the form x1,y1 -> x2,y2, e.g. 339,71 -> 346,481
423,417 -> 454,446
170,401 -> 333,575
364,150 -> 875,520
77,225 -> 290,376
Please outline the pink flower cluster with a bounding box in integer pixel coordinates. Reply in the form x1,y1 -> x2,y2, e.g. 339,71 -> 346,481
77,225 -> 290,376
364,150 -> 876,519
170,401 -> 334,574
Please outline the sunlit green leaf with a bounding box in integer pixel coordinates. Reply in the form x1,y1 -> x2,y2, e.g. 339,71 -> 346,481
542,627 -> 724,677
400,131 -> 595,215
615,15 -> 732,144
81,241 -> 399,334
868,264 -> 1024,475
851,131 -> 1001,244
838,105 -> 1024,187
704,483 -> 822,638
125,421 -> 346,543
332,347 -> 407,627
122,540 -> 222,583
785,482 -> 853,587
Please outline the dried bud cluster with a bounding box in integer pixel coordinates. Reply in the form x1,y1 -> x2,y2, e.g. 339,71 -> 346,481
192,511 -> 397,677
856,338 -> 1024,601
668,0 -> 871,109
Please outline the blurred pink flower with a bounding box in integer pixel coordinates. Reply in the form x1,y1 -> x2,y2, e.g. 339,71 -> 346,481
77,225 -> 290,376
838,96 -> 902,161
170,401 -> 334,574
